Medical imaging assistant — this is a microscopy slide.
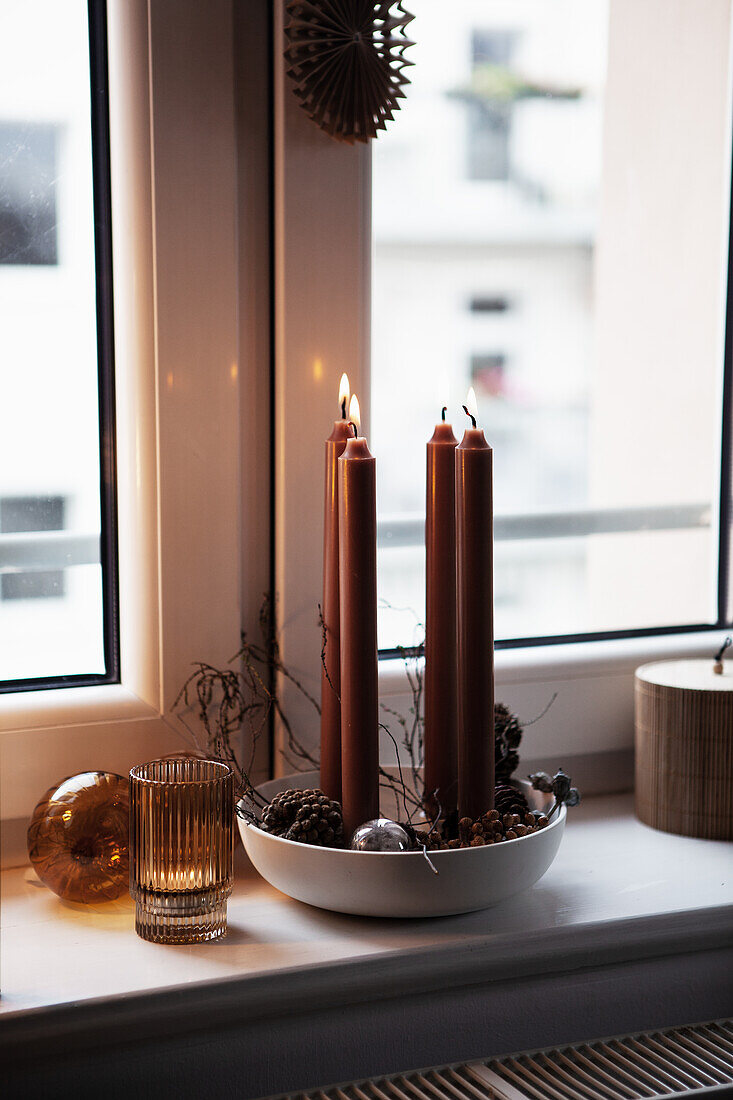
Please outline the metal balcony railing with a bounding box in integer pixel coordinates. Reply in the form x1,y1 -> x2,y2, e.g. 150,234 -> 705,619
377,503 -> 712,549
0,504 -> 713,573
0,530 -> 101,572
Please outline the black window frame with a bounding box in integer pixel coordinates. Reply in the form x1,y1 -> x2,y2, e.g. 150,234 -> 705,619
0,0 -> 120,694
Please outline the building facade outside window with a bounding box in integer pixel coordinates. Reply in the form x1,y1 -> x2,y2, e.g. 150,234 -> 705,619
0,0 -> 110,685
372,0 -> 730,654
0,0 -> 244,860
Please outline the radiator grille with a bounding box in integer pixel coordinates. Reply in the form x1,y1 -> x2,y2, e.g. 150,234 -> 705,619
275,1019 -> 733,1100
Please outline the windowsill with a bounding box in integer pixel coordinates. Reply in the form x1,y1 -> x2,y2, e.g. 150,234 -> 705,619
380,629 -> 733,693
0,682 -> 159,732
2,793 -> 732,1065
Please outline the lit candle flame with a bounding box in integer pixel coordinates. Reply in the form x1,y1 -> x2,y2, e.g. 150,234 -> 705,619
339,373 -> 350,417
349,393 -> 361,434
466,386 -> 478,422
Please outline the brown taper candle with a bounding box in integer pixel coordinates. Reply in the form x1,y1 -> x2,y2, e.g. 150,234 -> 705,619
321,375 -> 352,803
424,411 -> 458,818
338,397 -> 379,839
456,390 -> 494,819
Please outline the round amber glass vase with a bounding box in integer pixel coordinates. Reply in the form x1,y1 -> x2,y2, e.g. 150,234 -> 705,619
129,758 -> 234,944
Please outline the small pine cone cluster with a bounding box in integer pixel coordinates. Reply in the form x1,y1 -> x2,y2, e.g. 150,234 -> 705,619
493,782 -> 530,820
261,788 -> 344,848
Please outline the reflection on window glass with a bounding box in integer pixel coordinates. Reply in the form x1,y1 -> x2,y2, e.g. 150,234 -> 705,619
372,0 -> 728,650
0,0 -> 108,683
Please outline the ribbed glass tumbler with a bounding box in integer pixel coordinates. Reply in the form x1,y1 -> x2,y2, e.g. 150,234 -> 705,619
129,758 -> 233,944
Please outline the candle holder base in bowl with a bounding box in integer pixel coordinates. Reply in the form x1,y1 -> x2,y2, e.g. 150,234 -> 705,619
239,768 -> 565,918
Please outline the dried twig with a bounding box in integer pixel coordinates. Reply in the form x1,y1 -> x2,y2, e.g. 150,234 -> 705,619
171,595 -> 556,841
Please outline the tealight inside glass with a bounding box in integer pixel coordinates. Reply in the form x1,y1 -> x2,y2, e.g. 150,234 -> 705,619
129,758 -> 233,944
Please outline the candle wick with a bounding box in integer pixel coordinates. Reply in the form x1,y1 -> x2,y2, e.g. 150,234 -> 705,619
441,406 -> 447,422
341,397 -> 347,420
349,421 -> 358,438
462,404 -> 476,429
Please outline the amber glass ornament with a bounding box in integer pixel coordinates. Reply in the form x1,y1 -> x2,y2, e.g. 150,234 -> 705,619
27,772 -> 130,903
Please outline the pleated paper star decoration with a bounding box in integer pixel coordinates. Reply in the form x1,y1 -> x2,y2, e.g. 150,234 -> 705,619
284,0 -> 415,144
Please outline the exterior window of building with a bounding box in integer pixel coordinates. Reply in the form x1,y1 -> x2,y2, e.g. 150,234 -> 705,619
0,0 -> 117,688
0,122 -> 58,265
0,496 -> 66,601
470,296 -> 511,314
470,352 -> 507,398
465,30 -> 517,182
372,0 -> 731,653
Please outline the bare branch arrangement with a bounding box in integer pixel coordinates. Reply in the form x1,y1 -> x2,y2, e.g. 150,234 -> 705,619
173,596 -> 432,822
172,595 -> 320,815
171,595 -> 555,834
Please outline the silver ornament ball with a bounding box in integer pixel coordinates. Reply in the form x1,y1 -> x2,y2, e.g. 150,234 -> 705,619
350,818 -> 412,852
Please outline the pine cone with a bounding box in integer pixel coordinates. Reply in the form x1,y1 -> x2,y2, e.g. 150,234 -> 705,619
261,788 -> 344,848
494,702 -> 523,781
493,782 -> 530,819
261,788 -> 302,834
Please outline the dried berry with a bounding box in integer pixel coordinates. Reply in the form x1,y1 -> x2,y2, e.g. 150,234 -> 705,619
418,829 -> 446,852
529,769 -> 581,819
434,783 -> 557,849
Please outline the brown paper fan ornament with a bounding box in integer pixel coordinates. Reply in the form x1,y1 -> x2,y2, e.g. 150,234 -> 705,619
284,0 -> 415,144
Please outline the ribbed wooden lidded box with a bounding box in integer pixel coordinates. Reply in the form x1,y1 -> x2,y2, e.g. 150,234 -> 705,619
635,660 -> 733,840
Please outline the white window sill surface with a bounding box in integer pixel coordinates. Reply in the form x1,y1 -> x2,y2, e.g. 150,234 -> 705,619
1,794 -> 731,1032
379,630 -> 733,693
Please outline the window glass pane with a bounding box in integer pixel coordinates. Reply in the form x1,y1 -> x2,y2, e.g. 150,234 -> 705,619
0,0 -> 111,683
372,0 -> 729,649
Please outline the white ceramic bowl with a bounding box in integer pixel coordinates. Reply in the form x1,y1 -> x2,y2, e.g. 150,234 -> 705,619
238,769 -> 565,918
